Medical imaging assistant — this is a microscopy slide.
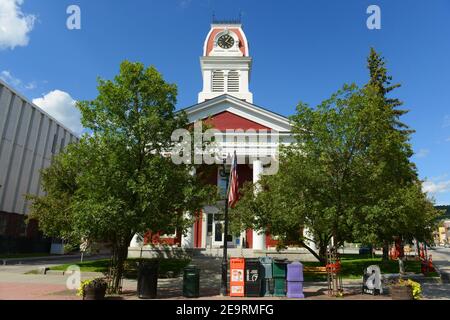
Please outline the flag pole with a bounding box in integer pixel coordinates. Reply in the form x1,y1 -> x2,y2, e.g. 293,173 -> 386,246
220,154 -> 230,296
220,151 -> 237,296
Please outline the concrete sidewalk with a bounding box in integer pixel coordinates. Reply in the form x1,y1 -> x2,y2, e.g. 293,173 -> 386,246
0,256 -> 448,300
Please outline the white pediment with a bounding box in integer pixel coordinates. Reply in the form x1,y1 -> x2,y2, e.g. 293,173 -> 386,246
181,94 -> 292,132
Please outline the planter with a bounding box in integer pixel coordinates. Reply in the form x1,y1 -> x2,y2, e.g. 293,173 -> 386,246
83,283 -> 108,300
390,285 -> 414,300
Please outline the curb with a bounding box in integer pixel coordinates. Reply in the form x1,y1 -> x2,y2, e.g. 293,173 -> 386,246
1,254 -> 110,266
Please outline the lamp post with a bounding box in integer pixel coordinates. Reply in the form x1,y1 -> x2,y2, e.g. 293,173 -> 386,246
219,157 -> 229,296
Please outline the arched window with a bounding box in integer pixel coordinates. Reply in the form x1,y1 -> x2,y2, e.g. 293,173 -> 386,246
227,71 -> 240,92
212,70 -> 224,92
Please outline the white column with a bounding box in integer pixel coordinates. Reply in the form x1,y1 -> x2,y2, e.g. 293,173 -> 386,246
181,211 -> 194,248
252,159 -> 266,250
129,233 -> 143,247
182,168 -> 197,249
181,223 -> 194,248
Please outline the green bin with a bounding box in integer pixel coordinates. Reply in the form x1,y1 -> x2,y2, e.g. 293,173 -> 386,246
183,266 -> 200,298
272,259 -> 288,297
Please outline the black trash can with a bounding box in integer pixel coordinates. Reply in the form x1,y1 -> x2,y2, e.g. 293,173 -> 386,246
245,258 -> 263,297
183,266 -> 200,298
137,259 -> 159,299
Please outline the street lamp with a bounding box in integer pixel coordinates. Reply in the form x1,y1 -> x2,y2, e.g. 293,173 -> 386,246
219,156 -> 229,296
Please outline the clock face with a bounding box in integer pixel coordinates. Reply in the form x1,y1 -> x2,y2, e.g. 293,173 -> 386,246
217,34 -> 235,49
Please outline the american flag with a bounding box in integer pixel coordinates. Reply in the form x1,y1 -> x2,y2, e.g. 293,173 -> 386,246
227,151 -> 239,208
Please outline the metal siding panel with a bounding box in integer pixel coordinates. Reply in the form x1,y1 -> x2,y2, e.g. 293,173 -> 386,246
4,95 -> 22,142
44,121 -> 56,161
0,85 -> 12,137
36,120 -> 55,197
25,107 -> 41,154
3,143 -> 22,211
16,148 -> 33,214
35,115 -> 50,158
15,103 -> 31,147
12,107 -> 35,214
0,140 -> 13,211
22,112 -> 44,215
1,100 -> 26,212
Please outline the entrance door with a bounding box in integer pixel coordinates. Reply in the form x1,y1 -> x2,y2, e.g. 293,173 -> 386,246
212,220 -> 224,247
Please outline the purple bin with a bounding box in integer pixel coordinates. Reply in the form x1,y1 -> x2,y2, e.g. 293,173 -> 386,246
287,262 -> 304,281
287,281 -> 305,298
287,262 -> 304,298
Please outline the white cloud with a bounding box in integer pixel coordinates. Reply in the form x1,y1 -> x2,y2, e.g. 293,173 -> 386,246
422,180 -> 450,194
0,69 -> 37,91
444,115 -> 450,128
0,0 -> 36,50
0,70 -> 21,86
33,90 -> 83,136
415,148 -> 429,158
178,0 -> 192,8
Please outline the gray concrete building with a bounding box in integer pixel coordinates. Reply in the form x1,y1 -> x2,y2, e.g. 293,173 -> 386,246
0,79 -> 78,253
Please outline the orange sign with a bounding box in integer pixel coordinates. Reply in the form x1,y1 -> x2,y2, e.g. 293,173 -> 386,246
230,258 -> 245,297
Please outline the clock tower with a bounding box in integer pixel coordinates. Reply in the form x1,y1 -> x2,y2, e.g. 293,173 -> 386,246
198,20 -> 253,103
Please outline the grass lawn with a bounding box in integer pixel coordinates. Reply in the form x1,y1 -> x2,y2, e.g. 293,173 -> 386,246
0,253 -> 53,259
48,258 -> 191,278
302,254 -> 423,281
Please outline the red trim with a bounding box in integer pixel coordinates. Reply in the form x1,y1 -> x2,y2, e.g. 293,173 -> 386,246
245,229 -> 253,248
194,211 -> 203,248
265,233 -> 279,248
206,28 -> 247,56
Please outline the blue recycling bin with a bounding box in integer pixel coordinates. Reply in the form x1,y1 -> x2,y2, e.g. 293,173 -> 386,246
259,257 -> 273,296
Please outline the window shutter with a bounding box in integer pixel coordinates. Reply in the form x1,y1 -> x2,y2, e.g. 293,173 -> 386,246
212,71 -> 225,92
227,71 -> 239,92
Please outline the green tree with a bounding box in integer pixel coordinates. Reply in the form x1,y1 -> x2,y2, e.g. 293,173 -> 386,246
232,79 -> 438,263
28,61 -> 215,293
233,84 -> 387,262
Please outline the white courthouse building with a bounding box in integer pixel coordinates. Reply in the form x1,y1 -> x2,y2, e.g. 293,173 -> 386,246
130,21 -> 310,253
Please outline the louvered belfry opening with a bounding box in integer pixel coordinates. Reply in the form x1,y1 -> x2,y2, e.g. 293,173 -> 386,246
227,70 -> 239,92
212,70 -> 225,92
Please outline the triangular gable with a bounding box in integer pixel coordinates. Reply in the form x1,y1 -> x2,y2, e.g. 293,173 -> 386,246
203,111 -> 270,131
180,94 -> 292,132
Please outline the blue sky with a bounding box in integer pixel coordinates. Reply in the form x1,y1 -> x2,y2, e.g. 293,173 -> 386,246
1,0 -> 449,204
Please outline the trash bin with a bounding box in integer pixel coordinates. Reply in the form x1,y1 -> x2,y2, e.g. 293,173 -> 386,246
137,259 -> 159,299
259,257 -> 273,296
272,259 -> 288,297
287,261 -> 304,298
245,258 -> 263,297
183,266 -> 200,298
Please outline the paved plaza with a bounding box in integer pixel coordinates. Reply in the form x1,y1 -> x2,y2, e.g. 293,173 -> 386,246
0,252 -> 449,300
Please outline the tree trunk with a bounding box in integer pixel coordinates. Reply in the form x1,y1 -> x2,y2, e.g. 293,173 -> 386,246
398,257 -> 405,275
110,239 -> 130,294
382,241 -> 389,261
300,240 -> 325,264
318,243 -> 328,265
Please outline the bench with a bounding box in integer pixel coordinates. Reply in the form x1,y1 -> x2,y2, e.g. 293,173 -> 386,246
303,266 -> 327,274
